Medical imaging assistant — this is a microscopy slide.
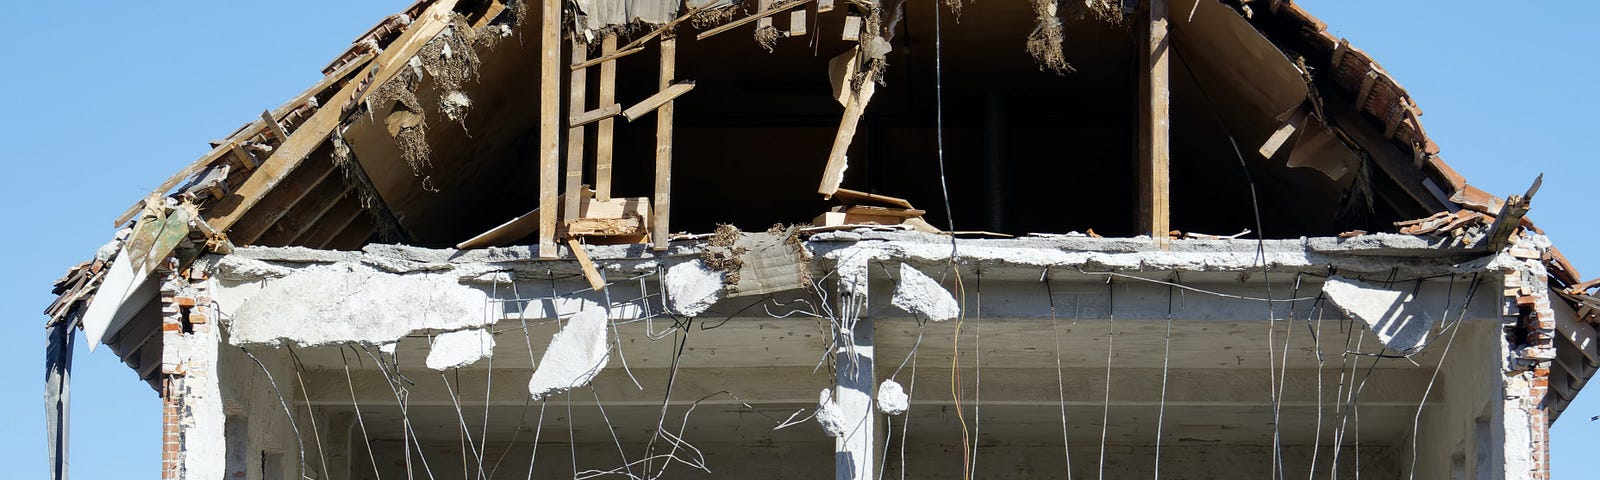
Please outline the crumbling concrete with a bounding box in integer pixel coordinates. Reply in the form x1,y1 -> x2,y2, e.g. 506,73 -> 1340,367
814,388 -> 846,437
527,306 -> 611,400
876,379 -> 908,415
1323,275 -> 1434,353
891,263 -> 958,321
665,260 -> 723,316
222,263 -> 490,346
425,328 -> 495,370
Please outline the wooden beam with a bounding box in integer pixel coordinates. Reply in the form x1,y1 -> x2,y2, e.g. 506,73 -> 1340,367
285,185 -> 356,245
569,104 -> 621,127
229,156 -> 339,245
595,35 -> 618,202
653,37 -> 677,251
538,0 -> 561,258
569,45 -> 644,71
1484,175 -> 1541,252
205,3 -> 458,233
695,0 -> 813,41
565,40 -> 589,225
1138,0 -> 1171,248
264,183 -> 353,246
109,52 -> 374,227
622,82 -> 696,121
228,141 -> 258,170
817,48 -> 874,198
567,237 -> 607,292
261,110 -> 291,143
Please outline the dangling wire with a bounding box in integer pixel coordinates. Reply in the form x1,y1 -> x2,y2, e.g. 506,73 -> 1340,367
1043,268 -> 1074,479
1406,274 -> 1480,479
1154,280 -> 1175,479
1096,277 -> 1115,480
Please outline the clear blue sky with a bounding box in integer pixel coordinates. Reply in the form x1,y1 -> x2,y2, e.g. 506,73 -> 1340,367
0,1 -> 1593,478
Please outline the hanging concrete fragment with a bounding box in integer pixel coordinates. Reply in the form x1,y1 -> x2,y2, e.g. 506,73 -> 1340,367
876,379 -> 908,415
815,388 -> 847,437
425,328 -> 495,370
892,263 -> 959,321
528,306 -> 612,400
1322,275 -> 1434,353
665,260 -> 723,316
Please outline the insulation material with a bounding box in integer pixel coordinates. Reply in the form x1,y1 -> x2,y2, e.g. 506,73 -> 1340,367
815,388 -> 847,437
665,260 -> 724,316
1322,275 -> 1434,353
527,306 -> 612,400
419,15 -> 480,126
1025,0 -> 1072,74
876,379 -> 908,415
724,226 -> 811,297
425,328 -> 495,370
891,263 -> 959,321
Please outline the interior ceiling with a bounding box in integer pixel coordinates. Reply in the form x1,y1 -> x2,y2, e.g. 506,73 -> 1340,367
280,1 -> 1401,249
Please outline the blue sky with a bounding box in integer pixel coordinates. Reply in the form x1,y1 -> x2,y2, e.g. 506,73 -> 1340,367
0,1 -> 1593,477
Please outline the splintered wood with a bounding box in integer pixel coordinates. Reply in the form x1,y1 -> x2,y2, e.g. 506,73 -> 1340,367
809,189 -> 938,233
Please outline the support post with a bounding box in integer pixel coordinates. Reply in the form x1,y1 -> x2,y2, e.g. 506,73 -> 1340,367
1138,0 -> 1171,248
652,37 -> 676,251
565,40 -> 589,224
45,317 -> 75,480
835,262 -> 876,480
537,0 -> 562,258
595,35 -> 618,202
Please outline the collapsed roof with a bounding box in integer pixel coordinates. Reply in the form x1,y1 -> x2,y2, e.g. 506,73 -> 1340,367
42,0 -> 1600,415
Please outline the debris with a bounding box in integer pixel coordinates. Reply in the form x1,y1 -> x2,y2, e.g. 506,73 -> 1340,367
1322,275 -> 1433,353
665,260 -> 723,316
1025,0 -> 1072,74
528,306 -> 612,400
876,379 -> 908,415
425,328 -> 495,370
891,263 -> 958,322
815,388 -> 847,437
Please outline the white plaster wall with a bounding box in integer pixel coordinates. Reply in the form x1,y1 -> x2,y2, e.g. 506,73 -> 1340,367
218,345 -> 304,480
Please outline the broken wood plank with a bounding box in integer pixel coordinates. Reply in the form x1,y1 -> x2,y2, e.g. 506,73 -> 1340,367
228,141 -> 258,170
832,187 -> 913,209
596,35 -> 618,202
566,216 -> 647,237
653,37 -> 676,251
841,205 -> 926,218
570,104 -> 622,127
205,3 -> 458,233
1258,107 -> 1304,159
565,40 -> 589,224
813,211 -> 903,227
695,0 -> 814,41
261,110 -> 291,143
538,0 -> 561,258
567,237 -> 607,291
456,207 -> 539,249
1138,0 -> 1171,248
1485,174 -> 1542,252
622,82 -> 696,121
569,45 -> 645,71
818,47 -> 875,198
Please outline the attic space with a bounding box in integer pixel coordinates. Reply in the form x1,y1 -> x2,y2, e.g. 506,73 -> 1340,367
242,0 -> 1398,250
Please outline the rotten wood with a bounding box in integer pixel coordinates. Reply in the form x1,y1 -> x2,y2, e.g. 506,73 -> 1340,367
1138,0 -> 1171,248
596,35 -> 618,202
538,0 -> 561,258
653,37 -> 676,251
622,82 -> 696,121
565,40 -> 589,224
696,0 -> 814,41
567,237 -> 607,291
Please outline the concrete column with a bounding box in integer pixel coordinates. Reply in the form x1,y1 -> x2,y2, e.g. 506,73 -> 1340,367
835,259 -> 877,480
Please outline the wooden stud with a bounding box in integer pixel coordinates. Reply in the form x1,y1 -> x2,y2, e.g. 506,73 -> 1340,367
817,48 -> 874,198
567,237 -> 607,292
261,110 -> 291,143
595,35 -> 618,202
569,104 -> 621,128
653,37 -> 676,251
1138,0 -> 1171,248
622,82 -> 696,121
1354,63 -> 1379,111
565,40 -> 589,224
538,0 -> 561,258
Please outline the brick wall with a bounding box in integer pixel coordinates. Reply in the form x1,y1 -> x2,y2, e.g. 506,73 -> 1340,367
1506,232 -> 1556,480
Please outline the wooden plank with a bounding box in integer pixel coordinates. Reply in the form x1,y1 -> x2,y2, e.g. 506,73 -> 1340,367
653,37 -> 676,251
261,110 -> 291,142
1484,175 -> 1541,251
1139,0 -> 1171,248
813,211 -> 903,227
757,0 -> 775,30
263,183 -> 353,246
228,141 -> 258,170
538,0 -> 561,258
565,40 -> 589,224
788,9 -> 807,36
570,104 -> 621,127
842,205 -> 926,218
230,152 -> 339,245
695,0 -> 813,41
206,3 -> 458,233
110,52 -> 374,227
566,216 -> 647,237
569,45 -> 645,71
817,48 -> 874,198
622,82 -> 696,121
832,187 -> 913,209
567,237 -> 607,291
1258,107 -> 1303,159
305,200 -> 364,249
595,35 -> 618,202
841,15 -> 862,41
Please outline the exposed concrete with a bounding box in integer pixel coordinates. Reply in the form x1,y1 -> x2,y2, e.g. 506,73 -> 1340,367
222,263 -> 491,346
527,306 -> 611,400
665,260 -> 722,316
1322,275 -> 1434,353
876,379 -> 907,415
890,263 -> 958,322
425,328 -> 495,370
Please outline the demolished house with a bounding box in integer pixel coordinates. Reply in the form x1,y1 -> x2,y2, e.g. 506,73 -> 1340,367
42,0 -> 1600,478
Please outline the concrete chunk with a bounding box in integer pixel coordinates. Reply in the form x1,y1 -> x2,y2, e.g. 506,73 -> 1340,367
425,329 -> 495,370
665,260 -> 723,316
1322,275 -> 1435,353
527,306 -> 611,400
891,263 -> 959,321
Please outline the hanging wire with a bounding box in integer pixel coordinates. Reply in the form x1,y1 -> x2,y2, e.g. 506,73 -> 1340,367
1043,267 -> 1074,479
1096,277 -> 1115,480
338,346 -> 384,480
1407,274 -> 1480,479
239,347 -> 309,480
283,345 -> 331,479
1154,281 -> 1175,479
